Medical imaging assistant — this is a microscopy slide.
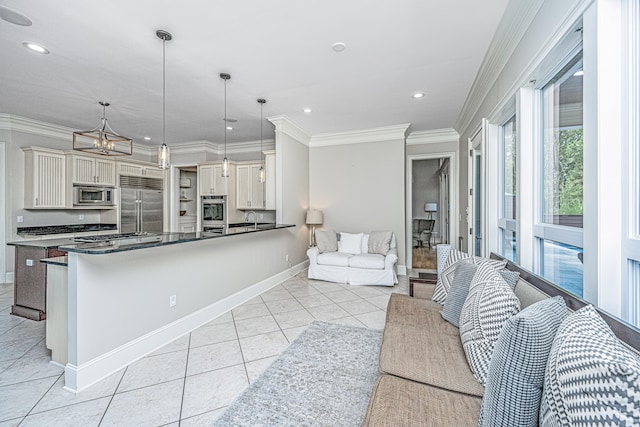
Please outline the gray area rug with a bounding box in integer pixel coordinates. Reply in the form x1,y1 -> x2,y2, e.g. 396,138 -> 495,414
213,321 -> 383,427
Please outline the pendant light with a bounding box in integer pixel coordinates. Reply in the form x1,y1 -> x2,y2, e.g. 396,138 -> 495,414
220,73 -> 231,177
257,98 -> 266,183
157,30 -> 172,169
73,101 -> 133,156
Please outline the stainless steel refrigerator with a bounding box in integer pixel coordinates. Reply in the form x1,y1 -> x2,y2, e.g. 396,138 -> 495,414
120,176 -> 164,234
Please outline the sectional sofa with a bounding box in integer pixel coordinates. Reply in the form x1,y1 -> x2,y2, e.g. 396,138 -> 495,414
363,245 -> 640,426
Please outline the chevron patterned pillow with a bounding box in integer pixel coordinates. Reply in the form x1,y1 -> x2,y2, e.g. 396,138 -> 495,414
432,248 -> 471,303
540,305 -> 640,426
459,262 -> 520,384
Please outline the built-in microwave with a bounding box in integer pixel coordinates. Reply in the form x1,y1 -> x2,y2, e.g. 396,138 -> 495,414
202,195 -> 227,227
73,186 -> 114,206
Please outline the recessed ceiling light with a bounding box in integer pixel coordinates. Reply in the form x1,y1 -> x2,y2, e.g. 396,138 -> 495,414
144,136 -> 151,141
23,42 -> 49,54
332,42 -> 346,53
573,70 -> 584,77
303,108 -> 312,113
412,92 -> 425,99
0,6 -> 32,26
226,126 -> 233,130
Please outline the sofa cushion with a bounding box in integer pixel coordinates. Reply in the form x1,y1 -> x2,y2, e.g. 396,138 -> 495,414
441,260 -> 477,327
316,251 -> 351,267
459,262 -> 520,385
362,374 -> 482,427
349,253 -> 385,269
338,232 -> 363,254
540,305 -> 640,426
368,231 -> 393,255
316,229 -> 338,253
381,295 -> 484,397
479,296 -> 567,427
361,234 -> 369,254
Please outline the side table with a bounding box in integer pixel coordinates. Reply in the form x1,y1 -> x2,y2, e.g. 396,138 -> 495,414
409,272 -> 437,297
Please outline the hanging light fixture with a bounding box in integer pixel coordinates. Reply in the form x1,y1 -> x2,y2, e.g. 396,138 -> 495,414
220,73 -> 231,177
257,98 -> 266,183
73,101 -> 133,156
157,29 -> 172,169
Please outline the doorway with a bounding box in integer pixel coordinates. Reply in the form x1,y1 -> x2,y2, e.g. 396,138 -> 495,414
406,152 -> 457,271
170,165 -> 198,232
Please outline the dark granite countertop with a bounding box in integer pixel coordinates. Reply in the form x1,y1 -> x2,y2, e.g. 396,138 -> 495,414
8,238 -> 77,248
57,224 -> 295,254
41,256 -> 69,267
17,223 -> 117,236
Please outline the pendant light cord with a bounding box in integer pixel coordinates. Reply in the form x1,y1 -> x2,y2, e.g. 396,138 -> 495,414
224,78 -> 227,158
162,38 -> 166,146
260,102 -> 263,164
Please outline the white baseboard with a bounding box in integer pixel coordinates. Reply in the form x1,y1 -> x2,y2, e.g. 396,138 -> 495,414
5,272 -> 13,284
64,260 -> 309,393
397,265 -> 407,276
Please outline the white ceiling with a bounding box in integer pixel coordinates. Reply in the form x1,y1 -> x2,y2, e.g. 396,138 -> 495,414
0,0 -> 510,146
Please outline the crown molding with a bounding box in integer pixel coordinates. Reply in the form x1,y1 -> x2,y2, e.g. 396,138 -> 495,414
406,128 -> 459,145
267,115 -> 311,146
309,123 -> 411,148
0,114 -> 74,141
455,0 -> 545,136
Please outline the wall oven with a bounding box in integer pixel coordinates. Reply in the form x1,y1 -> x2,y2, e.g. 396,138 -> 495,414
73,186 -> 114,206
202,195 -> 227,228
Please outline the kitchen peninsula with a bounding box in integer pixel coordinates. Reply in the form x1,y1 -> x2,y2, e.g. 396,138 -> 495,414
25,225 -> 297,393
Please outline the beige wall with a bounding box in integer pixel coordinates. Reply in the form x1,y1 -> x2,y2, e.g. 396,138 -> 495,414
309,138 -> 406,266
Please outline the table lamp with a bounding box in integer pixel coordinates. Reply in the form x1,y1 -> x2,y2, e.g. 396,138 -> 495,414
306,209 -> 323,247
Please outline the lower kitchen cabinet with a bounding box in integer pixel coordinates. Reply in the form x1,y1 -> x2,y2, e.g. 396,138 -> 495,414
179,216 -> 197,233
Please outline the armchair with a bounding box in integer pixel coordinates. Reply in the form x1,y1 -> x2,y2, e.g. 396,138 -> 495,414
412,219 -> 435,248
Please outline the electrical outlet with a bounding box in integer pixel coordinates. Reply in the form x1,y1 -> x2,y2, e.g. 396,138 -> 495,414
26,259 -> 34,266
285,254 -> 289,263
79,214 -> 85,220
169,295 -> 177,307
259,213 -> 264,220
17,215 -> 24,223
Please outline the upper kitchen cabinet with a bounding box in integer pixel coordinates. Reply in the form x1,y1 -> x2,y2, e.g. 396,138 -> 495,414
236,162 -> 264,209
66,154 -> 116,186
117,161 -> 164,179
198,163 -> 231,196
23,147 -> 66,209
264,150 -> 276,210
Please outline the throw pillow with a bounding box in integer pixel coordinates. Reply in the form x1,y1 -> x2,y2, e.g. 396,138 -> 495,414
540,305 -> 640,426
315,229 -> 337,253
368,231 -> 393,255
338,232 -> 363,254
498,269 -> 520,289
459,262 -> 520,385
440,260 -> 477,327
433,252 -> 507,304
432,248 -> 471,303
479,296 -> 567,427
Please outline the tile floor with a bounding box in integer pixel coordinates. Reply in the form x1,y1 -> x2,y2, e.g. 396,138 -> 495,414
0,270 -> 410,426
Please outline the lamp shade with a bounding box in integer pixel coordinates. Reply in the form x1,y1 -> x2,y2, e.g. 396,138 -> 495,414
424,203 -> 437,212
306,209 -> 323,225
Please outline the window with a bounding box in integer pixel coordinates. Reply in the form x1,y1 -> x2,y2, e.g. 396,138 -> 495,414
541,54 -> 584,229
499,115 -> 517,261
536,50 -> 584,295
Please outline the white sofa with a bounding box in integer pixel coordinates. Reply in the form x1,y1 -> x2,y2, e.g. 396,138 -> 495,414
306,232 -> 398,286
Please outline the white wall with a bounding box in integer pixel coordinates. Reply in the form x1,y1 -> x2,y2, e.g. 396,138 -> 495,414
309,125 -> 408,267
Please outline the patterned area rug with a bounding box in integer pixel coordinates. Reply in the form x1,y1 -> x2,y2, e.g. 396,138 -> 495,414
213,321 -> 383,426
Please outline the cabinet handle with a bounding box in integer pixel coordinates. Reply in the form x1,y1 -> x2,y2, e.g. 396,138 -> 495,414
35,197 -> 38,205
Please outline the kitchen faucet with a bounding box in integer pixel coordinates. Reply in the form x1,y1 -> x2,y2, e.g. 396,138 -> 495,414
245,211 -> 257,229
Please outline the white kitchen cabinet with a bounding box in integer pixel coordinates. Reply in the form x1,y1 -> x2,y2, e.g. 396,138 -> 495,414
23,147 -> 66,209
179,216 -> 196,233
117,161 -> 164,179
236,163 -> 264,209
264,150 -> 276,210
67,154 -> 116,186
198,163 -> 230,196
